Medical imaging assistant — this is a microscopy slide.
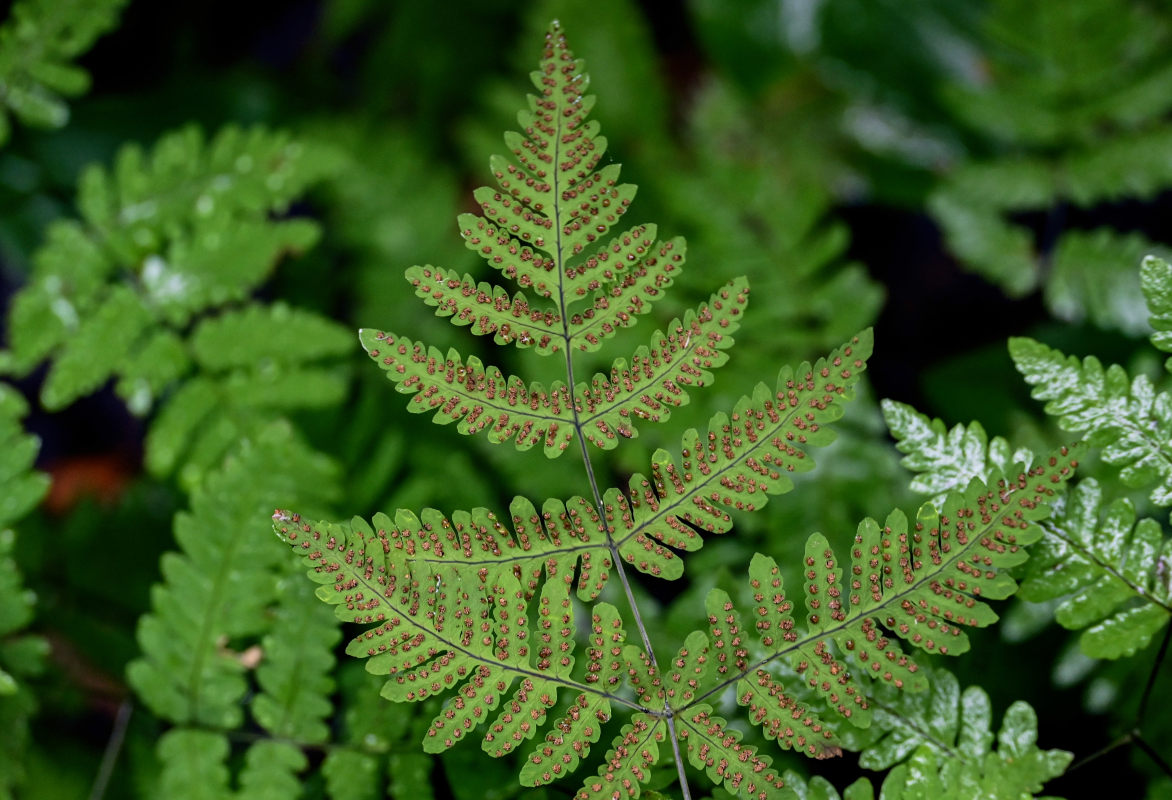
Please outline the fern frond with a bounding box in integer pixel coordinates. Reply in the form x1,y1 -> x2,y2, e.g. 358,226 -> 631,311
685,446 -> 1080,735
1141,255 -> 1172,364
612,331 -> 872,579
1010,336 -> 1172,504
139,302 -> 351,484
1045,230 -> 1165,336
251,571 -> 340,741
1019,479 -> 1171,658
358,328 -> 578,455
0,383 -> 49,799
2,124 -> 344,414
237,740 -> 307,800
573,278 -> 747,447
882,399 -> 1033,501
875,695 -> 1070,800
575,713 -> 664,800
361,277 -> 745,456
273,509 -> 637,764
128,424 -> 338,727
456,24 -> 664,314
0,0 -> 127,144
157,729 -> 231,800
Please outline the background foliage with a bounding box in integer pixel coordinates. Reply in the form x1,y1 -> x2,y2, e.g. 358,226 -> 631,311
0,0 -> 1169,798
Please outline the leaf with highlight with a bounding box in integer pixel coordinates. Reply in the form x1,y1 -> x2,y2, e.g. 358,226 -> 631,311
1011,336 -> 1172,504
882,400 -> 1033,501
877,700 -> 1070,800
1019,479 -> 1171,658
0,0 -> 127,144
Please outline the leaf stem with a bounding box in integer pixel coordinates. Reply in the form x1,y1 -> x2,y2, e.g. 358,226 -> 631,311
87,698 -> 133,800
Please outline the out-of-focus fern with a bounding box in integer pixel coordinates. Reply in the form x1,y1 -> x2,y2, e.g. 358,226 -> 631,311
1010,259 -> 1172,507
0,0 -> 127,145
272,24 -> 1083,799
129,423 -> 341,796
928,0 -> 1172,331
0,384 -> 50,800
0,124 -> 351,485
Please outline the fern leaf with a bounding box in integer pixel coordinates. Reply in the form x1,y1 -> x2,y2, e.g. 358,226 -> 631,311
128,424 -> 338,727
361,278 -> 745,456
140,303 -> 351,484
0,385 -> 50,529
3,124 -> 343,414
457,24 -> 669,320
688,446 -> 1080,736
882,399 -> 1033,501
566,234 -> 685,353
575,713 -> 666,800
612,331 -> 872,579
1141,255 -> 1172,364
1045,230 -> 1166,336
573,278 -> 747,448
251,571 -> 340,741
1018,479 -> 1172,658
876,697 -> 1070,800
156,729 -> 231,800
407,264 -> 564,354
273,509 -> 632,760
0,384 -> 49,799
0,0 -> 127,143
1010,336 -> 1172,504
522,603 -> 628,787
678,705 -> 791,799
358,328 -> 578,455
237,740 -> 307,800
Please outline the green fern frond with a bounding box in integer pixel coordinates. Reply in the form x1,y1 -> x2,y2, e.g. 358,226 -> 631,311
0,0 -> 127,144
1141,255 -> 1172,365
689,446 -> 1080,734
854,665 -> 1070,799
273,508 -> 632,764
2,125 -> 346,433
157,729 -> 231,800
613,331 -> 871,579
1045,230 -> 1167,336
252,572 -> 340,741
1019,479 -> 1171,658
128,423 -> 338,727
237,740 -> 308,800
1010,336 -> 1172,504
882,399 -> 1033,500
0,384 -> 49,799
928,0 -> 1172,320
362,278 -> 746,456
875,696 -> 1070,800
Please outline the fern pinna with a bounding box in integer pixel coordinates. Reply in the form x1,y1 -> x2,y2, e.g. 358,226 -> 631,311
274,23 -> 1081,799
